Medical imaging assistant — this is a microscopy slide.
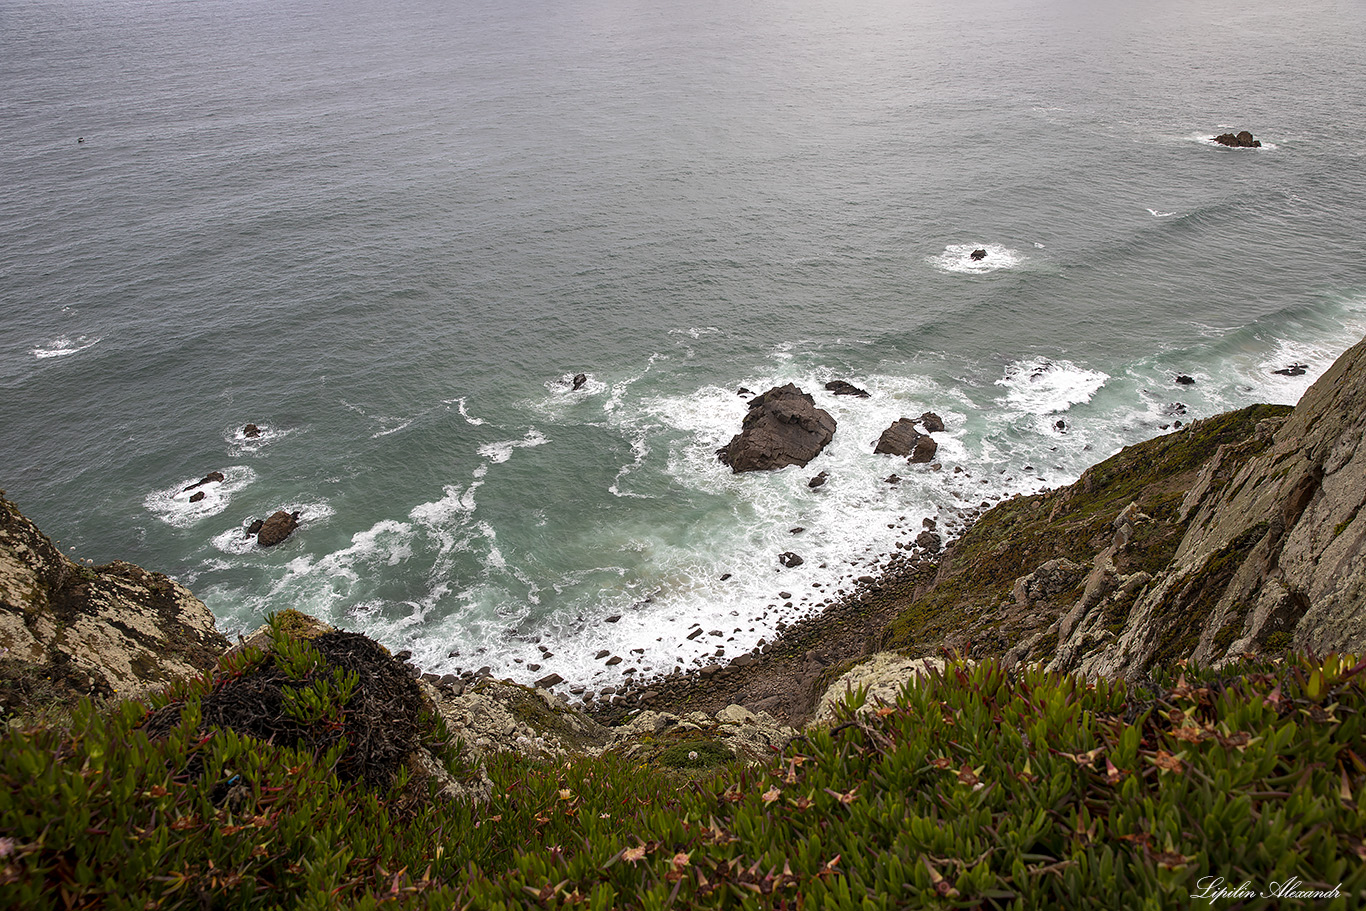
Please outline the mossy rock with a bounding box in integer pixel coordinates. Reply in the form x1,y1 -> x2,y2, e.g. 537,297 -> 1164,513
655,737 -> 735,770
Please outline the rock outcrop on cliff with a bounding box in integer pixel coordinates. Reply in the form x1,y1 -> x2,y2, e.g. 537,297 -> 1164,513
0,492 -> 228,717
1075,334 -> 1366,674
876,334 -> 1366,679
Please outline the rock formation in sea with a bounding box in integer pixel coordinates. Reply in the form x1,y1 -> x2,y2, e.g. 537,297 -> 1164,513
823,380 -> 870,398
873,418 -> 938,463
255,509 -> 300,547
716,383 -> 836,472
1213,130 -> 1262,148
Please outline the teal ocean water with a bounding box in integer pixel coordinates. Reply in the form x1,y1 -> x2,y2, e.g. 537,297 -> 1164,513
3,0 -> 1365,690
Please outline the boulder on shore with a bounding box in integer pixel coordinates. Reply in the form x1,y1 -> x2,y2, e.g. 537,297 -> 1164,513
256,510 -> 301,547
874,419 -> 939,463
716,384 -> 836,473
1213,130 -> 1261,148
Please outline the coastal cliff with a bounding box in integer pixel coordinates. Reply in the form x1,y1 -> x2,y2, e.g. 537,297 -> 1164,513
863,334 -> 1366,686
3,340 -> 1366,907
0,493 -> 227,719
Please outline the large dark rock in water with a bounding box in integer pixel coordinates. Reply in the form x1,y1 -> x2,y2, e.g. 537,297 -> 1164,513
1213,130 -> 1261,148
874,419 -> 939,463
716,384 -> 836,473
256,510 -> 301,547
919,411 -> 945,433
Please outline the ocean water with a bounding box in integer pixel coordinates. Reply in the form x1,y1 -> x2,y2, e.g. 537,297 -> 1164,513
3,0 -> 1365,691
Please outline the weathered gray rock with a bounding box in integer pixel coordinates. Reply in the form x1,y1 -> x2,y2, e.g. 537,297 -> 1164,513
717,384 -> 836,473
813,654 -> 960,725
431,678 -> 610,759
608,703 -> 797,762
1049,333 -> 1366,676
0,492 -> 229,713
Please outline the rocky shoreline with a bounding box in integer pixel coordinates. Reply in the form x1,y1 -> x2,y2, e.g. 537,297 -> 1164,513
7,334 -> 1366,745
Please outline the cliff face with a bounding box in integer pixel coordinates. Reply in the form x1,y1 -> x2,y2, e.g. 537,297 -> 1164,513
0,492 -> 228,716
880,334 -> 1366,677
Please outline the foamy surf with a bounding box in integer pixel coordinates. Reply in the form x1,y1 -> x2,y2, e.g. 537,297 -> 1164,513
930,243 -> 1025,274
477,428 -> 549,464
32,335 -> 100,358
144,466 -> 257,528
226,423 -> 293,454
996,357 -> 1109,414
210,501 -> 336,555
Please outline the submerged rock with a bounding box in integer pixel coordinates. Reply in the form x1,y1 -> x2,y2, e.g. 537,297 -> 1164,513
824,380 -> 870,398
182,471 -> 225,492
716,384 -> 836,473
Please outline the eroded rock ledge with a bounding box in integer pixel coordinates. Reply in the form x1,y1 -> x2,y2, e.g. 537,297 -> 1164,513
1,492 -> 228,716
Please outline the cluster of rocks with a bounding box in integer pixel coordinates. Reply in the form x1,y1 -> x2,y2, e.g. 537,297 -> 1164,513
182,471 -> 224,504
1212,130 -> 1261,148
717,381 -> 948,475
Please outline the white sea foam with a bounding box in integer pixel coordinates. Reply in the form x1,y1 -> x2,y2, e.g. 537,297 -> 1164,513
32,335 -> 100,358
996,357 -> 1109,414
1147,208 -> 1177,218
451,397 -> 486,425
143,466 -> 256,528
929,243 -> 1025,274
608,429 -> 653,498
477,427 -> 548,463
371,418 -> 413,438
210,501 -> 335,555
226,422 -> 293,454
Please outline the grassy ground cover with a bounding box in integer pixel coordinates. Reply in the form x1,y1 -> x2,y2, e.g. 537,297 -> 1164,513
1,621 -> 1361,909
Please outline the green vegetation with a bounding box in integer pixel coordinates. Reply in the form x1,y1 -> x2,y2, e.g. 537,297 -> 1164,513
3,643 -> 1363,908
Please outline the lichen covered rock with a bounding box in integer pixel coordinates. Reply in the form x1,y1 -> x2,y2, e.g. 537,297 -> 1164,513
0,492 -> 228,716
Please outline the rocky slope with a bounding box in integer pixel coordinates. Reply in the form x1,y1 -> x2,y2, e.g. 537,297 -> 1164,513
6,333 -> 1366,733
867,334 -> 1366,683
0,491 -> 229,718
